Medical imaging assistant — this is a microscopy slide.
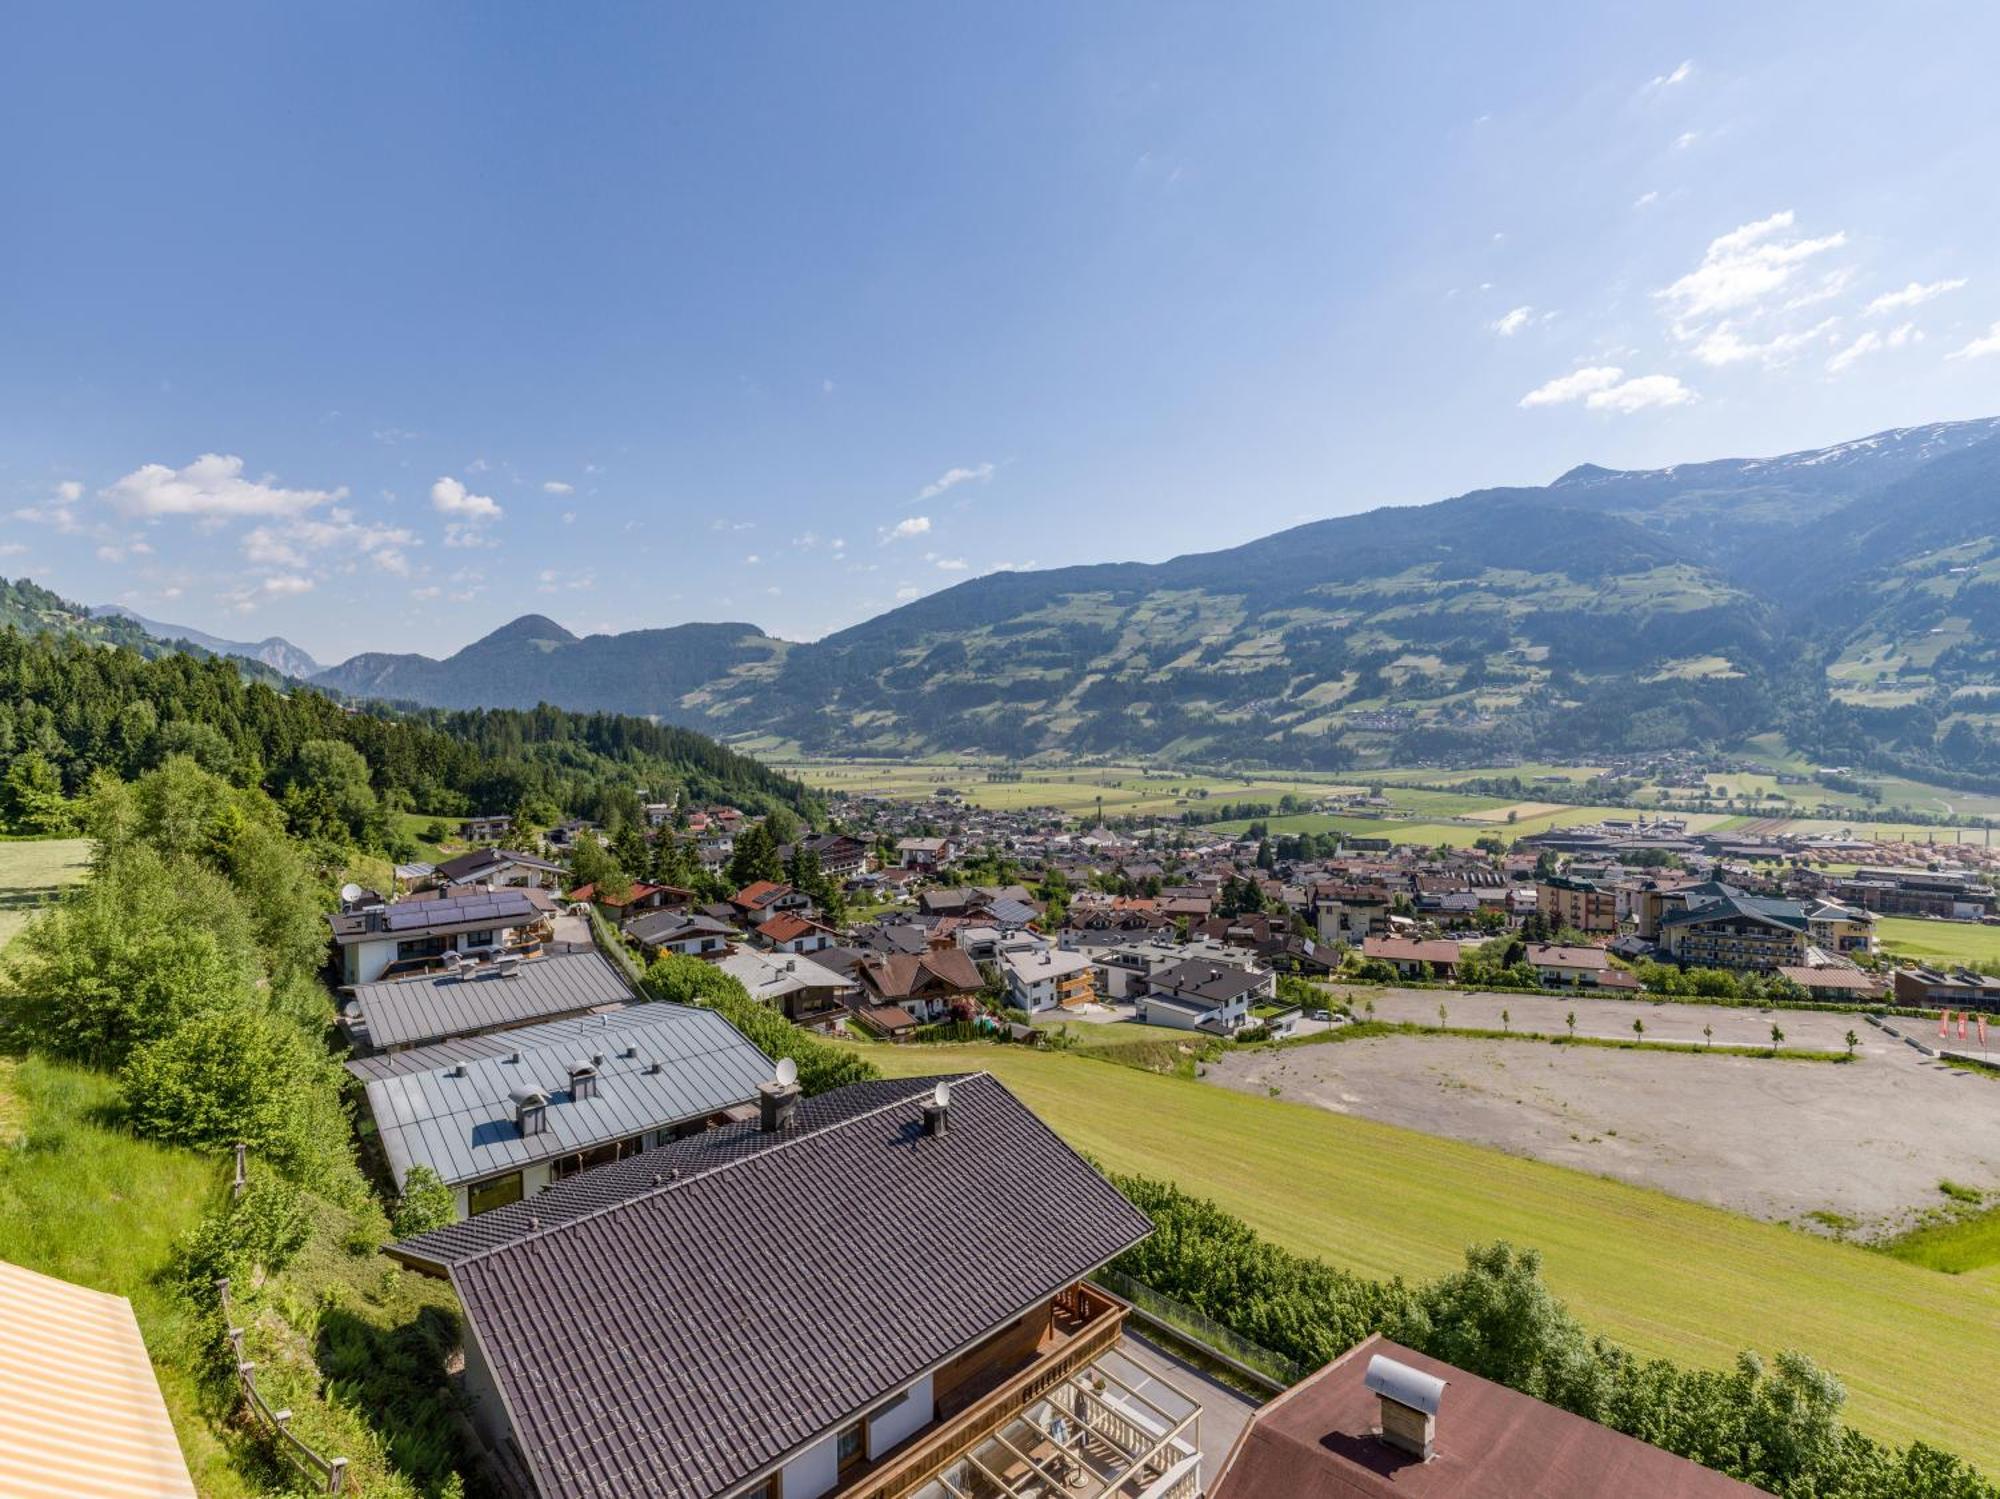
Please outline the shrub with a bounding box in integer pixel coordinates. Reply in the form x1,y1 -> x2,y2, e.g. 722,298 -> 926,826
639,954 -> 878,1095
392,1166 -> 458,1239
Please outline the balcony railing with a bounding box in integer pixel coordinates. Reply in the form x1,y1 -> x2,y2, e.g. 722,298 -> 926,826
842,1283 -> 1129,1499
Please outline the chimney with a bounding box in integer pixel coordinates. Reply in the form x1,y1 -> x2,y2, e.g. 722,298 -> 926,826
569,1063 -> 598,1101
921,1080 -> 953,1137
1364,1354 -> 1445,1461
512,1088 -> 549,1137
758,1077 -> 801,1133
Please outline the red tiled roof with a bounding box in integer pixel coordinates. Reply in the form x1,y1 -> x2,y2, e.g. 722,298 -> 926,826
1211,1334 -> 1760,1499
1363,937 -> 1460,965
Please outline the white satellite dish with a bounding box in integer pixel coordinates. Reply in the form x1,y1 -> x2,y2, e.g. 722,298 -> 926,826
774,1056 -> 798,1088
339,881 -> 364,905
933,1079 -> 951,1109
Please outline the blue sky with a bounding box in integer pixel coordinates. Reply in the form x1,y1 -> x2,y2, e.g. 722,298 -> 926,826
4,2 -> 1999,663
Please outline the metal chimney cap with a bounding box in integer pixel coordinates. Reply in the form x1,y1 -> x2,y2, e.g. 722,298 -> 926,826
1364,1354 -> 1446,1417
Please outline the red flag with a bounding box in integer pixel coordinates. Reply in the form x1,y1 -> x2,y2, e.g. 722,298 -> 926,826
1960,1013 -> 1970,1042
1980,1014 -> 1989,1049
1940,1010 -> 1951,1039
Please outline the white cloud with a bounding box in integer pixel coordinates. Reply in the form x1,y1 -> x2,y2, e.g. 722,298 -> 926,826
894,585 -> 921,601
1644,59 -> 1694,91
880,515 -> 932,542
1491,306 -> 1533,336
743,554 -> 761,565
1633,191 -> 1659,208
1520,365 -> 1694,412
261,574 -> 312,596
925,553 -> 970,572
1657,211 -> 1847,333
430,476 -> 502,522
1866,278 -> 1966,315
0,542 -> 26,558
104,453 -> 340,519
916,463 -> 994,501
1690,317 -> 1837,368
1948,321 -> 2000,361
710,518 -> 754,532
1519,366 -> 1626,407
411,585 -> 443,601
1587,374 -> 1696,412
56,481 -> 82,503
1827,322 -> 1921,375
243,509 -> 418,575
1672,130 -> 1700,150
542,480 -> 574,495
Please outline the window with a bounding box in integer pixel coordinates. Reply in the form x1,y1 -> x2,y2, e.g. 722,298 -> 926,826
837,1421 -> 864,1474
467,1171 -> 522,1216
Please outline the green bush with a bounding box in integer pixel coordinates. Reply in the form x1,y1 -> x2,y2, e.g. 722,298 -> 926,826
171,1177 -> 311,1300
391,1166 -> 458,1239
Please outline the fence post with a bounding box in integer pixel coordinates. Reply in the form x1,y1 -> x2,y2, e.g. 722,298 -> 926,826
328,1457 -> 348,1494
232,1140 -> 248,1199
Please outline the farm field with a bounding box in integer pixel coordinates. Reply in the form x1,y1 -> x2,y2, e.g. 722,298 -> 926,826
1876,915 -> 2000,969
776,757 -> 1363,818
0,837 -> 91,948
846,1039 -> 2000,1472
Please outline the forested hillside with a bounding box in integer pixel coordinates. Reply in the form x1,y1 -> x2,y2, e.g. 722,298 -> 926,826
0,627 -> 819,847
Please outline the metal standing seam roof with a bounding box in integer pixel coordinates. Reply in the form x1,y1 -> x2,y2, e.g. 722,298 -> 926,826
0,1258 -> 197,1498
390,1072 -> 1154,1499
346,950 -> 637,1052
363,1004 -> 774,1189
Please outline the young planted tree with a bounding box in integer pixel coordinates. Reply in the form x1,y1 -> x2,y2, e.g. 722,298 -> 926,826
1565,1009 -> 1576,1040
1844,1028 -> 1859,1059
1770,1022 -> 1785,1054
1632,1016 -> 1645,1044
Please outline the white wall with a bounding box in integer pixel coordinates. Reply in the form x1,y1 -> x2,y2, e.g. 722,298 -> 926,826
781,1430 -> 839,1499
867,1373 -> 934,1457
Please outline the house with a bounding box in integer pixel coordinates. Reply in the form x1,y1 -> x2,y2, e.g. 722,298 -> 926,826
1312,882 -> 1391,945
783,831 -> 870,879
0,1258 -> 198,1498
434,845 -> 568,891
999,946 -> 1097,1014
1536,874 -> 1619,935
1804,899 -> 1877,957
1361,936 -> 1461,981
1137,958 -> 1271,1034
544,818 -> 599,853
1891,965 -> 2000,1013
1209,1333 -> 1758,1499
755,911 -> 838,953
458,813 -> 514,842
625,910 -> 738,959
1524,943 -> 1614,988
328,888 -> 550,986
1777,965 -> 1884,1002
895,835 -> 955,871
713,947 -> 855,1031
1657,884 -> 1809,972
568,881 -> 694,919
731,880 -> 813,925
1833,866 -> 1997,921
856,947 -> 985,1024
357,1004 -> 773,1221
341,949 -> 636,1055
385,1073 -> 1204,1499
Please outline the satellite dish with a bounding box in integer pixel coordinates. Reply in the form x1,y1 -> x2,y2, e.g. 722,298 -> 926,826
340,881 -> 364,905
774,1056 -> 798,1088
933,1080 -> 952,1109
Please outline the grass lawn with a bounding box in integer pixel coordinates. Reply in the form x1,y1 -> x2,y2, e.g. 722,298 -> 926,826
1875,915 -> 2000,969
1881,1201 -> 2000,1278
0,836 -> 91,948
845,1040 -> 2000,1472
1028,1017 -> 1195,1052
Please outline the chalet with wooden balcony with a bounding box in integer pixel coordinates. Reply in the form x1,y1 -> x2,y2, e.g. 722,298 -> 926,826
388,1072 -> 1204,1499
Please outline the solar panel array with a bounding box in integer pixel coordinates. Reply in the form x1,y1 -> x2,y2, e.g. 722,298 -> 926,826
384,889 -> 539,932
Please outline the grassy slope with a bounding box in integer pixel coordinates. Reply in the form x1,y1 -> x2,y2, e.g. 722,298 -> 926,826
849,1041 -> 2000,1472
0,1056 -> 250,1497
1877,915 -> 2000,968
0,836 -> 92,946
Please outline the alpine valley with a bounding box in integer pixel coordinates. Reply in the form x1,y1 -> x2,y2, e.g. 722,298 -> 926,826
51,417 -> 2000,782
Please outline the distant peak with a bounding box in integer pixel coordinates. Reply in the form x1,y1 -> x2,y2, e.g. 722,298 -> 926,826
477,614 -> 578,647
1552,462 -> 1618,486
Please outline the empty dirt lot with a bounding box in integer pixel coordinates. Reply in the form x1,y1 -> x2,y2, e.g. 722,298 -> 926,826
1204,987 -> 2000,1235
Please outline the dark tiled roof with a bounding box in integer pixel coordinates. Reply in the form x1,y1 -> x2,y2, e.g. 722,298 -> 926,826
390,1072 -> 1151,1499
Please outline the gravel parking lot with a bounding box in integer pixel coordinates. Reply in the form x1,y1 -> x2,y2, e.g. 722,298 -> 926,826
1203,987 -> 2000,1235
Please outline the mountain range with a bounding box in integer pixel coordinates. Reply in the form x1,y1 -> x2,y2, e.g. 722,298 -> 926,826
16,415 -> 2000,781
303,415 -> 2000,782
89,605 -> 323,678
